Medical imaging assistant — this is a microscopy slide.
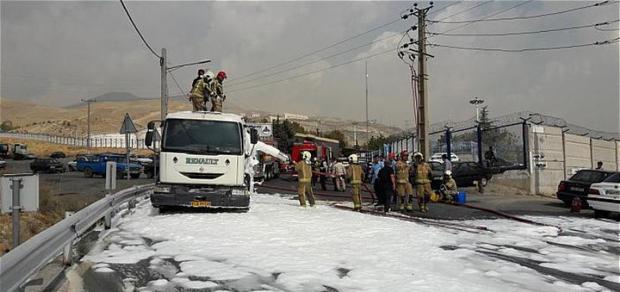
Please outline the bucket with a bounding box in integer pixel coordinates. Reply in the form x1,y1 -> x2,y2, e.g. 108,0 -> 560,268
455,191 -> 467,204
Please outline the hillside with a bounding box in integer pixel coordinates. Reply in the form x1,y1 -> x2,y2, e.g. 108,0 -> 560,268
1,97 -> 403,146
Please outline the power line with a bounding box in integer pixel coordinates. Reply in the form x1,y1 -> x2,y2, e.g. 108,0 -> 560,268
119,0 -> 160,59
428,37 -> 619,53
594,20 -> 620,31
428,20 -> 619,37
428,0 -> 616,24
168,71 -> 187,97
431,1 -> 493,23
228,32 -> 402,88
228,48 -> 393,93
229,18 -> 402,83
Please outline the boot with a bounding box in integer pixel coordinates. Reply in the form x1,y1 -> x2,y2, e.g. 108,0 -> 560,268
406,204 -> 413,211
399,203 -> 405,210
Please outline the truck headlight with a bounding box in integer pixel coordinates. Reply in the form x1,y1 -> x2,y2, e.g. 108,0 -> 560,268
231,189 -> 248,196
154,186 -> 171,193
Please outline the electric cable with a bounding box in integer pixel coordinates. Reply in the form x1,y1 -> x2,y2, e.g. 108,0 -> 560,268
428,37 -> 619,53
428,20 -> 619,37
119,0 -> 160,59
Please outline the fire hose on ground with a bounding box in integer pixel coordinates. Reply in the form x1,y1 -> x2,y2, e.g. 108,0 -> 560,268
258,171 -> 563,233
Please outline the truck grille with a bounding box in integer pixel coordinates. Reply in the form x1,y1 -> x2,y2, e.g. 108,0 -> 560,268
180,172 -> 224,180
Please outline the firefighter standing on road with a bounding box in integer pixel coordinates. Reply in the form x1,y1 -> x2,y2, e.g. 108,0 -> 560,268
413,152 -> 433,213
347,154 -> 365,211
294,151 -> 316,207
395,150 -> 414,211
211,71 -> 227,112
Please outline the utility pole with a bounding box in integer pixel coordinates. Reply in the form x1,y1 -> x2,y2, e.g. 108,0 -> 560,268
81,99 -> 96,149
365,60 -> 369,149
161,50 -> 210,120
160,48 -> 168,120
414,3 -> 433,159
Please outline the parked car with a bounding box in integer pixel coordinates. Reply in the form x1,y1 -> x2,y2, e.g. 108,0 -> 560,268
430,153 -> 460,163
131,155 -> 157,179
49,151 -> 66,159
77,154 -> 143,179
429,161 -> 492,190
69,155 -> 93,171
30,158 -> 66,173
587,172 -> 620,218
556,169 -> 616,207
0,160 -> 6,170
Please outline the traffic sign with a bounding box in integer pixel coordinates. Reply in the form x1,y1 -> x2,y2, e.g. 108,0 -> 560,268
119,113 -> 138,134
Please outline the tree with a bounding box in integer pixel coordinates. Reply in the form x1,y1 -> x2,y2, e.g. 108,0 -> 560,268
367,134 -> 387,150
324,130 -> 347,148
272,119 -> 308,152
0,120 -> 15,131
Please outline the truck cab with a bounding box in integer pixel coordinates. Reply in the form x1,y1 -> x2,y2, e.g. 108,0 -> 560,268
145,111 -> 259,211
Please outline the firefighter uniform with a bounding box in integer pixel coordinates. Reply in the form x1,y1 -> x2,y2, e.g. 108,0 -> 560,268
190,78 -> 208,111
415,162 -> 433,213
348,163 -> 364,211
395,160 -> 414,211
210,80 -> 225,112
295,160 -> 316,207
441,177 -> 458,202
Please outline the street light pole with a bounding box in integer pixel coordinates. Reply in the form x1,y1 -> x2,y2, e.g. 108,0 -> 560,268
469,97 -> 484,122
365,60 -> 369,149
160,48 -> 211,120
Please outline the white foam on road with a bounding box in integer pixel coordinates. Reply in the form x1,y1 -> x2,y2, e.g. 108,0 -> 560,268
84,194 -> 620,292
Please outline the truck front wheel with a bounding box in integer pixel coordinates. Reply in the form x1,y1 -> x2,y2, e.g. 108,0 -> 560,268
84,168 -> 94,178
130,173 -> 140,179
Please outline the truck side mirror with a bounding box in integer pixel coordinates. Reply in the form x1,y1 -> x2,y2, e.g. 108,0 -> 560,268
250,128 -> 259,145
145,121 -> 155,147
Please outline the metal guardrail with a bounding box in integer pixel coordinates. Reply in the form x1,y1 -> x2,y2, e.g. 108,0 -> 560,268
0,184 -> 154,292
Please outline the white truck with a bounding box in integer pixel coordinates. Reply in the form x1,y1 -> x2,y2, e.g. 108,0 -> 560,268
145,111 -> 260,211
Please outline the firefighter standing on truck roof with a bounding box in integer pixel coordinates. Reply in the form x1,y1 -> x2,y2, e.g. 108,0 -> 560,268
413,152 -> 433,213
347,154 -> 365,211
395,150 -> 414,211
294,151 -> 316,207
189,70 -> 208,111
211,71 -> 227,112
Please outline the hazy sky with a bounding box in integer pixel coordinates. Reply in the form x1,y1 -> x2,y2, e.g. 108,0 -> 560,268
1,1 -> 619,132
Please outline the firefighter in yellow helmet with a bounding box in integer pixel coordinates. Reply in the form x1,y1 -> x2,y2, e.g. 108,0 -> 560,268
413,152 -> 433,213
395,150 -> 414,211
347,154 -> 365,211
294,151 -> 316,207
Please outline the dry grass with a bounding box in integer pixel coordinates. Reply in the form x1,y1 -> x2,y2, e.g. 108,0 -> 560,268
0,138 -> 151,157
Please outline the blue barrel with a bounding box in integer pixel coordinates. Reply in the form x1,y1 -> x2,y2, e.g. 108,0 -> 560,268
455,191 -> 467,204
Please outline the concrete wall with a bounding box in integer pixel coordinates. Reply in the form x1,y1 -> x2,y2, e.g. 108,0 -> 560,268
617,141 -> 620,171
591,139 -> 617,171
564,134 -> 591,178
530,126 -> 565,196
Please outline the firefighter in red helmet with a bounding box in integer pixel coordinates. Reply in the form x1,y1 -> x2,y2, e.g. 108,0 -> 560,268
211,71 -> 227,112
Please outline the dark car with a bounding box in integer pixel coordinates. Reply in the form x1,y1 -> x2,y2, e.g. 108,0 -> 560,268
30,158 -> 66,173
429,161 -> 493,189
556,169 -> 616,206
50,151 -> 66,159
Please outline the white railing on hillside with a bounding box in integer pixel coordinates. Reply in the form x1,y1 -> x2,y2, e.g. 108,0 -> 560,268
0,132 -> 151,149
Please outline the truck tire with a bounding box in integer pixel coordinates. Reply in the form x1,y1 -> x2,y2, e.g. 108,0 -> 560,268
147,171 -> 154,179
130,173 -> 140,179
84,168 -> 94,178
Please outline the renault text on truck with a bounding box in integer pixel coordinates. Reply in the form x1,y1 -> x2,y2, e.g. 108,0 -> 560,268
145,111 -> 259,211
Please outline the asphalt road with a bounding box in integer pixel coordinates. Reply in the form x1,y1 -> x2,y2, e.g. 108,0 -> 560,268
0,158 -> 152,206
259,174 -> 601,220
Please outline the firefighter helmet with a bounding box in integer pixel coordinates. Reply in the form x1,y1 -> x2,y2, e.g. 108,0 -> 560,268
348,154 -> 358,164
217,71 -> 227,80
205,71 -> 215,81
301,151 -> 311,162
413,152 -> 424,160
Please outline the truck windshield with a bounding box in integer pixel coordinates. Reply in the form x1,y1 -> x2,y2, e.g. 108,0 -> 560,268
162,119 -> 242,155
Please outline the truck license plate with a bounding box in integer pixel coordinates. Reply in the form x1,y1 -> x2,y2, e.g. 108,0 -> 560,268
571,187 -> 584,192
191,201 -> 210,207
